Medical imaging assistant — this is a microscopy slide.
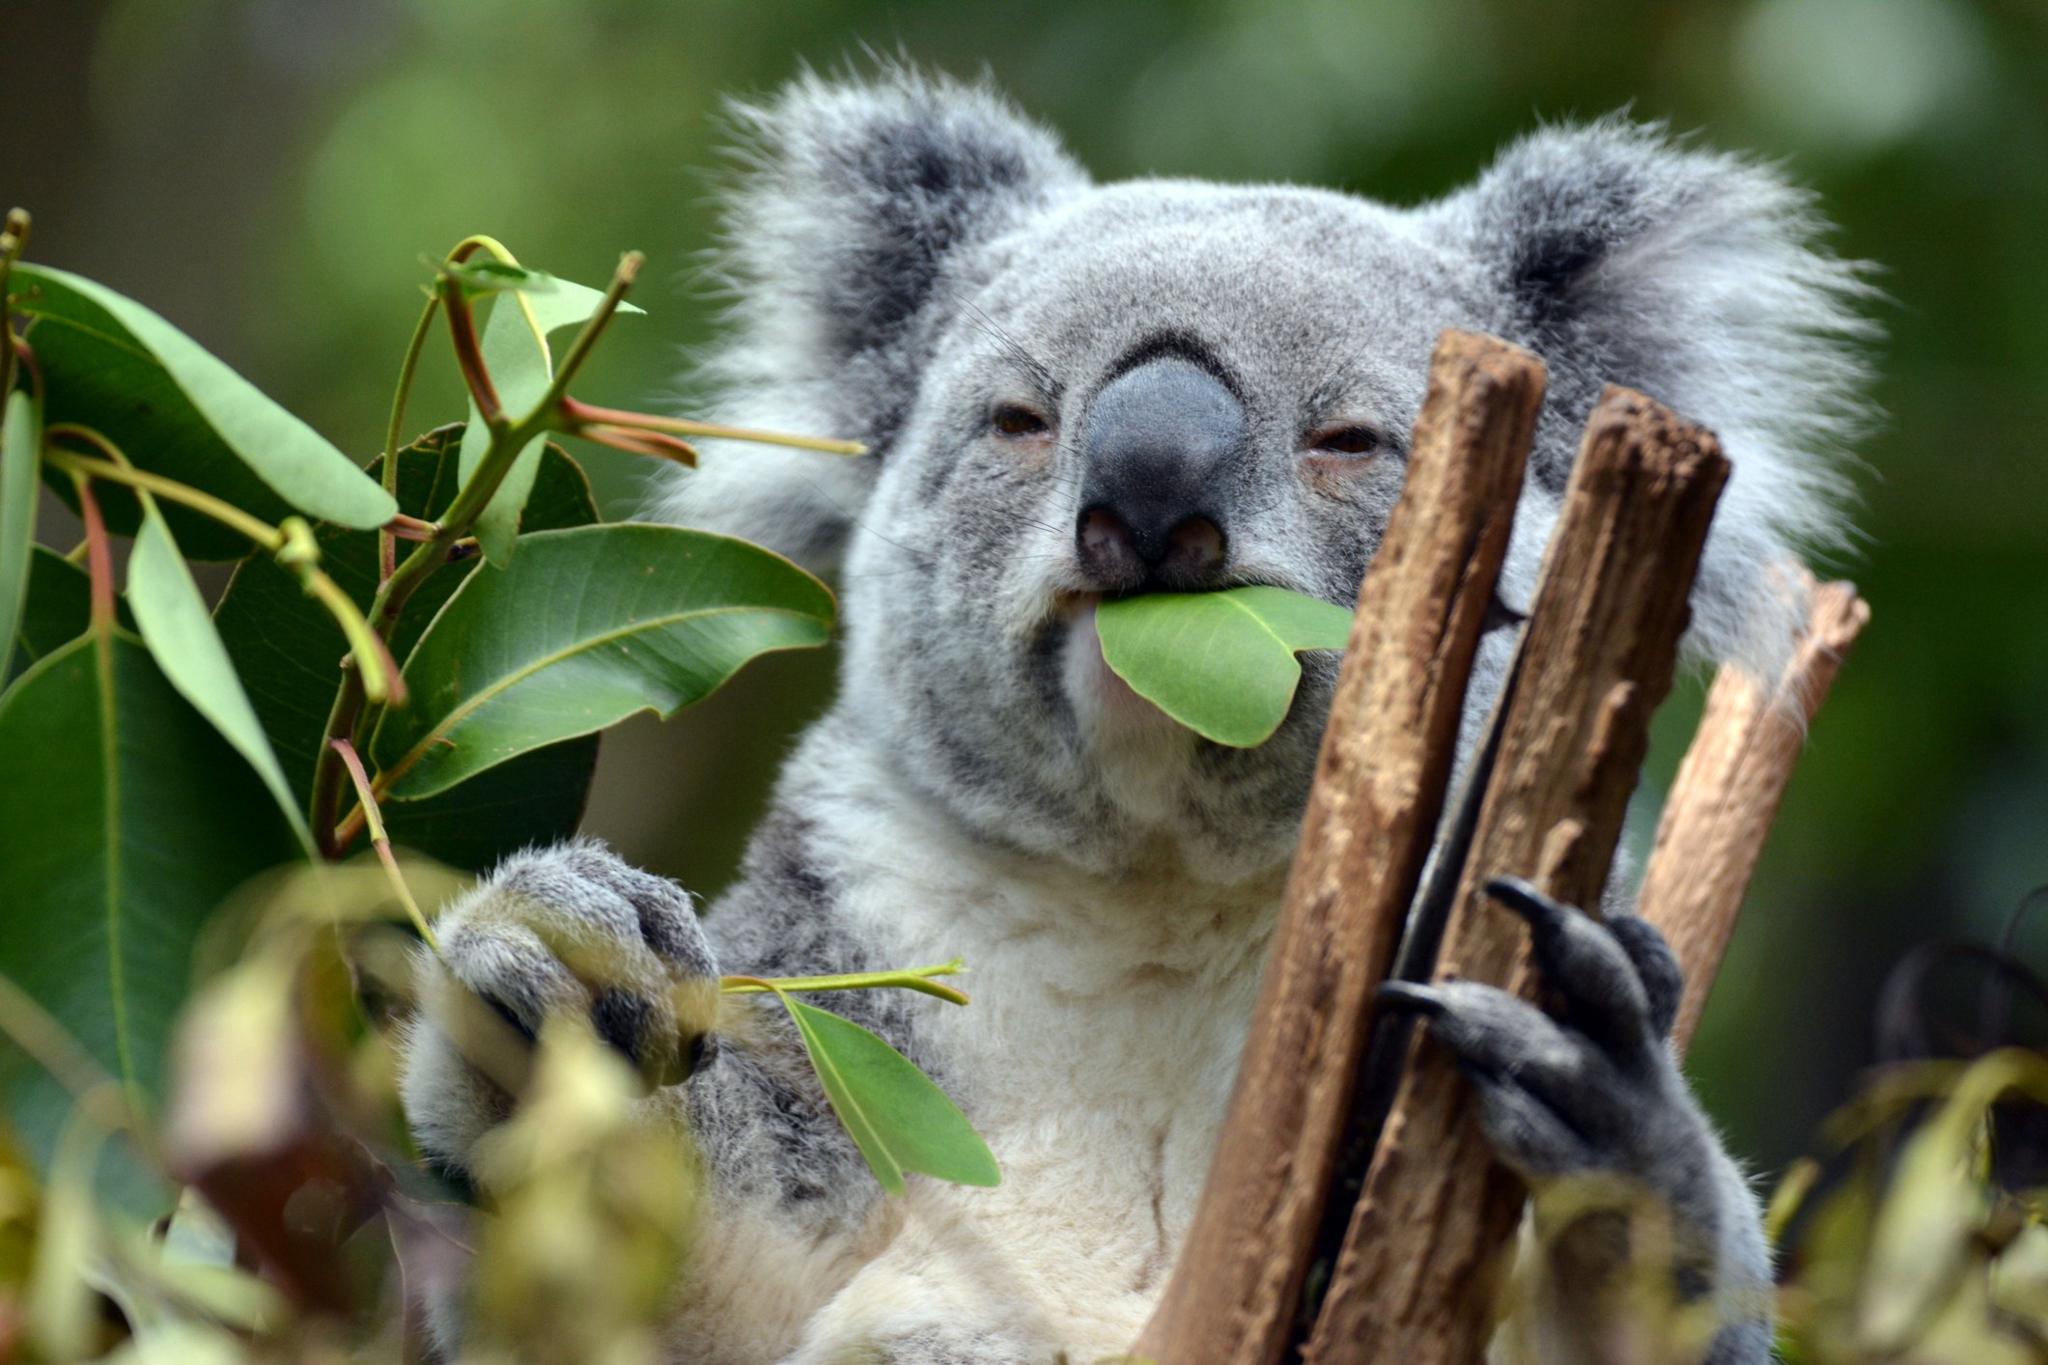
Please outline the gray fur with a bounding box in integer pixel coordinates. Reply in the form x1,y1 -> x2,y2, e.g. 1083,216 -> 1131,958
403,67 -> 1875,1363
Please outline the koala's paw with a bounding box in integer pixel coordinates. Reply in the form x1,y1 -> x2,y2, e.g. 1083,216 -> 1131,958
1378,877 -> 1714,1216
399,840 -> 718,1177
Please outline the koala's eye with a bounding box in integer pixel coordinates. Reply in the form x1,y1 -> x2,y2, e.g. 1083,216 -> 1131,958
1308,424 -> 1384,458
991,403 -> 1052,438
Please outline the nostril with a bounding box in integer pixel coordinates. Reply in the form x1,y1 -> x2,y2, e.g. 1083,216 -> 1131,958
1165,515 -> 1226,579
1078,506 -> 1140,572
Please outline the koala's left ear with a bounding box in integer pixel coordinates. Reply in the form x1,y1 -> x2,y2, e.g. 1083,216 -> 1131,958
1430,118 -> 1877,671
652,67 -> 1088,571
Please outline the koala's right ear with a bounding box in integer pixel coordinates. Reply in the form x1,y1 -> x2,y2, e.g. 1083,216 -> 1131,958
651,67 -> 1088,570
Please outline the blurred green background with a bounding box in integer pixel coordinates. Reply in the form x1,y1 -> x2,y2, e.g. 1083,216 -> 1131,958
5,0 -> 2045,1178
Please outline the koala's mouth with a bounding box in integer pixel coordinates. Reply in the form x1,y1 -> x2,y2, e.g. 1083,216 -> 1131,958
1047,593 -> 1179,734
1035,585 -> 1526,734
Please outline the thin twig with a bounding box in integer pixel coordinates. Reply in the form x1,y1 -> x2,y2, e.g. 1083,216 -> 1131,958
534,252 -> 643,408
0,207 -> 30,400
70,472 -> 115,628
572,422 -> 698,466
380,294 -> 441,581
719,960 -> 970,1006
49,434 -> 284,550
328,738 -> 438,952
439,277 -> 502,428
43,443 -> 398,704
558,396 -> 866,456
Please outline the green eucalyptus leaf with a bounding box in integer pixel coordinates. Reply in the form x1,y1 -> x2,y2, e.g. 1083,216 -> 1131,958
1094,585 -> 1353,747
441,259 -> 561,298
778,996 -> 1000,1194
6,546 -> 132,686
457,273 -> 642,565
127,496 -> 314,854
371,524 -> 833,800
212,427 -> 599,872
0,389 -> 40,676
9,264 -> 395,553
0,629 -> 298,1217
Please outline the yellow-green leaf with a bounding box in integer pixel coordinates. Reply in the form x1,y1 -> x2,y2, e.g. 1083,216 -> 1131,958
10,264 -> 394,551
128,497 -> 314,853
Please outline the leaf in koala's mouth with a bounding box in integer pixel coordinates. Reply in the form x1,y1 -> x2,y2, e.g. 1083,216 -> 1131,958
1094,586 -> 1353,748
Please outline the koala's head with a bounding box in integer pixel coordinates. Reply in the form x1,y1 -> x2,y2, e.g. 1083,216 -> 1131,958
655,69 -> 1872,882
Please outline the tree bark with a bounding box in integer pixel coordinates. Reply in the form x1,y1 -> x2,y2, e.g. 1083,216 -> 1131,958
1637,577 -> 1870,1053
1132,331 -> 1545,1365
1302,386 -> 1729,1365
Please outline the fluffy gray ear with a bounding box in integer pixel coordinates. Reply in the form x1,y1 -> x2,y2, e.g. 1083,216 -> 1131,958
1431,118 -> 1877,674
651,68 -> 1087,570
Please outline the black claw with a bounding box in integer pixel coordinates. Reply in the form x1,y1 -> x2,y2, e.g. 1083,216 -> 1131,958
1376,981 -> 1446,1016
1485,875 -> 1571,929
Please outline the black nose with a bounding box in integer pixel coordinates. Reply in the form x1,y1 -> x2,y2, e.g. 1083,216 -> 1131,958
1075,356 -> 1245,591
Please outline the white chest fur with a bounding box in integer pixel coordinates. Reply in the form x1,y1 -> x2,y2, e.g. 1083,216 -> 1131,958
812,769 -> 1282,1355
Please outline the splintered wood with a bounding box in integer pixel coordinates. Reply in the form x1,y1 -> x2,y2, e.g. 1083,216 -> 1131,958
1302,387 -> 1730,1365
1638,578 -> 1870,1052
1132,332 -> 1546,1365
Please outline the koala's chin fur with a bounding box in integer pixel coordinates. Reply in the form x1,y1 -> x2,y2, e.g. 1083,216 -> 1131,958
399,66 -> 1874,1363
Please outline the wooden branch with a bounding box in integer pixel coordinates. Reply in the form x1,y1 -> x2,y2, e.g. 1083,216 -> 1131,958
1637,577 -> 1870,1052
1132,331 -> 1545,1365
1302,386 -> 1729,1365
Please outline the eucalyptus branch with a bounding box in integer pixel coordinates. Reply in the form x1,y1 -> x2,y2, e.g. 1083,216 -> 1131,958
69,472 -> 115,629
536,251 -> 641,405
555,397 -> 868,456
0,207 -> 29,400
0,208 -> 27,279
43,441 -> 400,704
440,274 -> 503,428
330,755 -> 404,850
328,738 -> 438,952
329,797 -> 374,853
446,235 -> 519,265
8,334 -> 42,404
386,512 -> 438,542
312,242 -> 829,856
569,421 -> 699,465
306,384 -> 554,852
380,294 -> 441,580
49,432 -> 284,548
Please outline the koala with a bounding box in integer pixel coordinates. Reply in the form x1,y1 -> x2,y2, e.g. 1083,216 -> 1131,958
400,68 -> 1872,1363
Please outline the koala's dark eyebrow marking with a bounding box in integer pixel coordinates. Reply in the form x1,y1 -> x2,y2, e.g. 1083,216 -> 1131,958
959,298 -> 1062,399
1103,331 -> 1247,406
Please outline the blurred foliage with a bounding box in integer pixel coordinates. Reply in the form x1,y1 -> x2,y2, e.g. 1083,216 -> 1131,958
5,0 -> 2045,1183
0,879 -> 2039,1360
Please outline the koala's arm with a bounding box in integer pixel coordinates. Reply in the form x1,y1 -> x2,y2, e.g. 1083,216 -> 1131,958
1385,881 -> 1771,1365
